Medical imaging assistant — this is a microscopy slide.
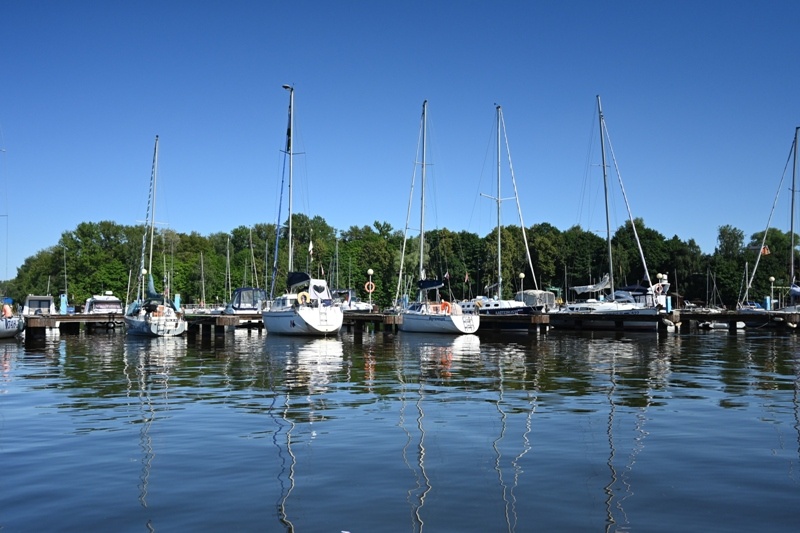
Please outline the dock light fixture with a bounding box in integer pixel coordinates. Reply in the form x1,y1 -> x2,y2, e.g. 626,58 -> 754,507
769,276 -> 775,309
367,269 -> 374,309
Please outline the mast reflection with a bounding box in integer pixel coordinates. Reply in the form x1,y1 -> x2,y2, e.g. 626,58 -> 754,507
264,336 -> 344,531
123,337 -> 183,531
492,345 -> 536,533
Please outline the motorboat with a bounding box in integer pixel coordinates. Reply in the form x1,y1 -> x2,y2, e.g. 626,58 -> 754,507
84,291 -> 125,329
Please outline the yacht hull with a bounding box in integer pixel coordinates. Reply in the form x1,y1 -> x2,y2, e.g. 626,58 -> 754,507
262,307 -> 343,336
398,312 -> 480,334
124,314 -> 187,337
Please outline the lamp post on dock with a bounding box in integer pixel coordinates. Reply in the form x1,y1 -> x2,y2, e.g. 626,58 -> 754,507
519,272 -> 525,294
367,268 -> 374,309
769,276 -> 775,309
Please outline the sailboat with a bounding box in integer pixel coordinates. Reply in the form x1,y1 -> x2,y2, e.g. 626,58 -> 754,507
777,127 -> 800,312
552,96 -> 672,331
396,100 -> 480,334
459,105 -> 555,317
736,127 -> 800,326
123,136 -> 187,337
261,85 -> 343,336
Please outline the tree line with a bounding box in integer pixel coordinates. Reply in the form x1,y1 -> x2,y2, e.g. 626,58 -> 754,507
0,216 -> 795,311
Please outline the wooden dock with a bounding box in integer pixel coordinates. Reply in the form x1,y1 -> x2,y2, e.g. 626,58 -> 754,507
19,308 -> 800,345
23,312 -> 242,344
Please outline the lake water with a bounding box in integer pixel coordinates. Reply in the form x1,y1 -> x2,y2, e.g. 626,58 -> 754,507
1,328 -> 799,532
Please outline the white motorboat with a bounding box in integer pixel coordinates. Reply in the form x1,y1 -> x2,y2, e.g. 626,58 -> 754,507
84,291 -> 124,329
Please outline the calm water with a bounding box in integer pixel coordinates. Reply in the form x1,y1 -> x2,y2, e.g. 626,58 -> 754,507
1,328 -> 799,532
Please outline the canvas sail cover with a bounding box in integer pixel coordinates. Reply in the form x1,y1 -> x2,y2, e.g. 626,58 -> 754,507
570,274 -> 610,295
418,279 -> 444,291
287,272 -> 312,290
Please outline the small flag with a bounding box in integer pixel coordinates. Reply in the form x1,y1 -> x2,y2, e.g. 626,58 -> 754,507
308,241 -> 314,257
444,271 -> 450,280
465,272 -> 470,283
761,245 -> 771,256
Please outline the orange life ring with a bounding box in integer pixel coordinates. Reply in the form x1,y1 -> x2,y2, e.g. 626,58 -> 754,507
364,281 -> 375,293
655,284 -> 663,294
441,301 -> 451,314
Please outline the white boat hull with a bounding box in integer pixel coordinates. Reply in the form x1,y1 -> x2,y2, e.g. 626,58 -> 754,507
398,312 -> 480,334
124,313 -> 187,337
0,316 -> 24,338
262,306 -> 343,336
551,306 -> 674,332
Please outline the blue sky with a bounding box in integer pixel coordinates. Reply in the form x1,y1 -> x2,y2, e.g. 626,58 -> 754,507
2,1 -> 799,280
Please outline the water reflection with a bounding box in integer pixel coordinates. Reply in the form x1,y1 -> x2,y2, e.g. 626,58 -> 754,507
398,333 -> 481,380
601,344 -> 650,532
795,356 -> 800,481
492,343 -> 536,533
5,331 -> 800,531
122,336 -> 185,531
392,334 -> 483,530
262,336 -> 345,531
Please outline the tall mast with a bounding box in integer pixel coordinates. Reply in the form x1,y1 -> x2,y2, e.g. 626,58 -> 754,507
148,136 -> 159,277
791,126 -> 799,290
200,251 -> 206,306
479,105 -> 506,298
495,105 -> 502,299
418,100 -> 427,301
226,236 -> 231,301
597,96 -> 615,296
283,84 -> 294,273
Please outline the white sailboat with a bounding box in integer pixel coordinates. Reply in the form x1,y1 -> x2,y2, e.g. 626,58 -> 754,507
460,105 -> 555,317
775,126 -> 800,312
553,96 -> 672,331
735,127 -> 799,328
261,85 -> 343,336
124,136 -> 187,337
396,100 -> 480,334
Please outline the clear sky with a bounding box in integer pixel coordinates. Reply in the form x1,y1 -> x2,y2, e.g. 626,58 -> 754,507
2,1 -> 799,280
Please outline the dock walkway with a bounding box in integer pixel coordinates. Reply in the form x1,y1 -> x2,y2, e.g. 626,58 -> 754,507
20,308 -> 799,346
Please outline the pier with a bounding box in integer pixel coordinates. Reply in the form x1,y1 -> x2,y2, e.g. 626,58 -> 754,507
19,308 -> 800,345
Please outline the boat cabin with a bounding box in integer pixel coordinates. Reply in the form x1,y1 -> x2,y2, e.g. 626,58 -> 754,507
84,291 -> 125,314
22,295 -> 56,316
225,287 -> 267,314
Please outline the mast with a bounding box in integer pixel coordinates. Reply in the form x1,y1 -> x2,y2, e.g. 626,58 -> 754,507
482,105 -> 540,298
791,126 -> 799,292
226,237 -> 232,301
600,96 -> 654,293
495,105 -> 502,299
148,137 -> 158,278
136,135 -> 159,301
283,84 -> 295,273
268,86 -> 293,299
418,100 -> 427,301
200,252 -> 206,307
597,96 -> 615,297
480,105 -> 506,299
